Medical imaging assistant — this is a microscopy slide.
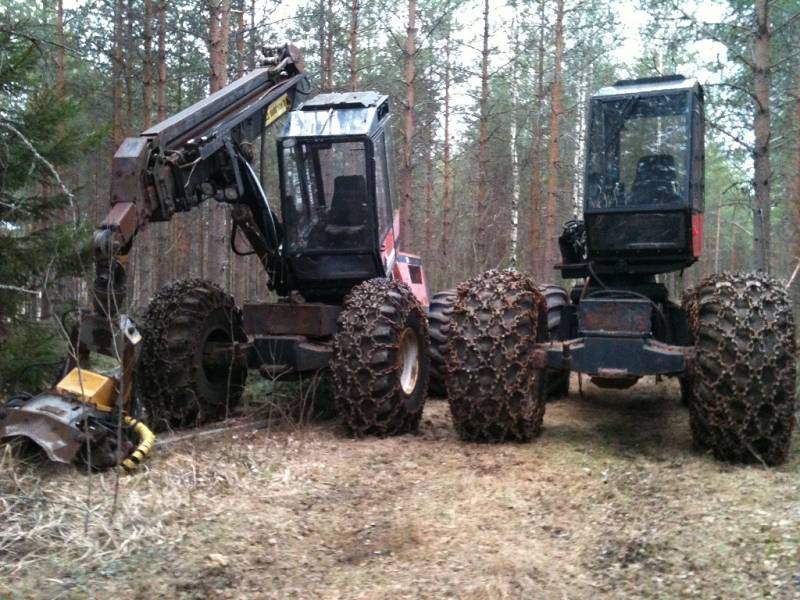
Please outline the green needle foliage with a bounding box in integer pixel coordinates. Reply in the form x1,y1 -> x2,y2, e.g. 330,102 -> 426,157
0,5 -> 99,391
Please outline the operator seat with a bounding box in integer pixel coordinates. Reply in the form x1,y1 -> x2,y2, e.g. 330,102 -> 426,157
630,154 -> 680,205
324,175 -> 368,247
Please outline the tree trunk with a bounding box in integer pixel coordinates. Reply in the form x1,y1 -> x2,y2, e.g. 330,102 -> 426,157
232,0 -> 246,303
475,0 -> 490,270
209,0 -> 230,93
207,0 -> 231,288
349,0 -> 359,91
752,0 -> 771,272
571,64 -> 589,215
789,76 -> 800,305
424,129 -> 434,265
55,0 -> 65,95
142,0 -> 159,296
165,9 -> 192,285
714,205 -> 722,273
248,0 -> 256,69
508,16 -> 520,269
236,0 -> 245,79
143,0 -> 153,129
544,0 -> 564,276
124,0 -> 134,132
111,0 -> 125,149
324,0 -> 334,90
318,0 -> 327,90
440,28 -> 452,278
176,40 -> 183,110
157,1 -> 167,122
232,0 -> 246,301
529,0 -> 546,281
398,0 -> 416,251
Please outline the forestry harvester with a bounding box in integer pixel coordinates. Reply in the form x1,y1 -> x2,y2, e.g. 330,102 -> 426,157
431,75 -> 796,465
0,45 -> 431,471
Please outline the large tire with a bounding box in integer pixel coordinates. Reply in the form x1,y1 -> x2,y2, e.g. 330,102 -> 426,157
683,272 -> 796,465
539,284 -> 570,399
331,279 -> 429,436
427,290 -> 455,398
446,269 -> 548,442
137,279 -> 248,432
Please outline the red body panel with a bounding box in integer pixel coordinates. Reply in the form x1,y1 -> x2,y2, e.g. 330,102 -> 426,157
392,254 -> 429,308
692,212 -> 703,257
381,220 -> 396,269
382,210 -> 429,307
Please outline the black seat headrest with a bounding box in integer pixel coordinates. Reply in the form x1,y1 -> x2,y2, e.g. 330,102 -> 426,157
329,175 -> 367,226
635,154 -> 677,182
631,154 -> 679,204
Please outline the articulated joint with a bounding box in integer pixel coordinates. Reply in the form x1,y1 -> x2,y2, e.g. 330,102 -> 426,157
92,201 -> 138,316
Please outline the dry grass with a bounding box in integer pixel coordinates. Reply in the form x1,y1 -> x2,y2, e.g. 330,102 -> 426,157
2,376 -> 800,599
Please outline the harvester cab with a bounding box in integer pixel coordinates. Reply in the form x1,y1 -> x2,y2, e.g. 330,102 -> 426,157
276,92 -> 425,303
561,75 -> 704,277
550,77 -> 708,382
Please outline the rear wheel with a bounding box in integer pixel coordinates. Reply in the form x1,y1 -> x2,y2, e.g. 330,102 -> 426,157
446,269 -> 548,442
684,272 -> 796,465
427,290 -> 455,398
331,279 -> 429,436
539,284 -> 570,399
137,279 -> 248,432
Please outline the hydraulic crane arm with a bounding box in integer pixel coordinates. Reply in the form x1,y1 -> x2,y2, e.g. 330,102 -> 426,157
93,44 -> 310,316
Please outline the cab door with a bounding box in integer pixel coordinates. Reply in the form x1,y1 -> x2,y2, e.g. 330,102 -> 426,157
371,130 -> 396,273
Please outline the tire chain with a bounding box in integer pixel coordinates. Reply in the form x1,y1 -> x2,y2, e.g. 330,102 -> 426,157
683,271 -> 796,465
446,269 -> 547,442
331,278 -> 427,436
137,278 -> 246,431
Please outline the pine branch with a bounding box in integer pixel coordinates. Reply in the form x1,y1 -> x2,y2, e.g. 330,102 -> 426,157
0,120 -> 77,223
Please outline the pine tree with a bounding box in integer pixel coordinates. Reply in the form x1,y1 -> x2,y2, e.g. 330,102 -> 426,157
0,7 -> 99,390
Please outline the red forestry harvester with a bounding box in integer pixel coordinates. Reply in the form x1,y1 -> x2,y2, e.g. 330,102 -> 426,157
0,45 -> 431,471
430,75 -> 796,465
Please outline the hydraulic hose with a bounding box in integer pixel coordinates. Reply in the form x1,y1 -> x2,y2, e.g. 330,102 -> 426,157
121,415 -> 156,473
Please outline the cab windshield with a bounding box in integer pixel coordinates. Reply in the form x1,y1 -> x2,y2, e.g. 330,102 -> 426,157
586,93 -> 690,210
280,139 -> 370,251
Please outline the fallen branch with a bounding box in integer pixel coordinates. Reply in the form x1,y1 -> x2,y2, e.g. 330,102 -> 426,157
0,283 -> 40,295
155,418 -> 271,448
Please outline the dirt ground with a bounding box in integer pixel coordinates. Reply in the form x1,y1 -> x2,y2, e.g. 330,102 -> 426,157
2,376 -> 800,599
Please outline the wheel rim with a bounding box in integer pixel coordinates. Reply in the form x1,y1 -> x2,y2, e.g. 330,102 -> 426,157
397,327 -> 420,395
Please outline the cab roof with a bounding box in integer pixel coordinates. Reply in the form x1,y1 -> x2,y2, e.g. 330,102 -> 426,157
593,75 -> 701,99
281,91 -> 390,139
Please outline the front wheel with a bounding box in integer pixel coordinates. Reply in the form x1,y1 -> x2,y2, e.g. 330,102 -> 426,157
137,279 -> 248,432
684,272 -> 796,465
331,279 -> 429,436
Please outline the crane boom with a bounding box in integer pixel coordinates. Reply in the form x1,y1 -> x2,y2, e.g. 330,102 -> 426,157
93,44 -> 310,316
